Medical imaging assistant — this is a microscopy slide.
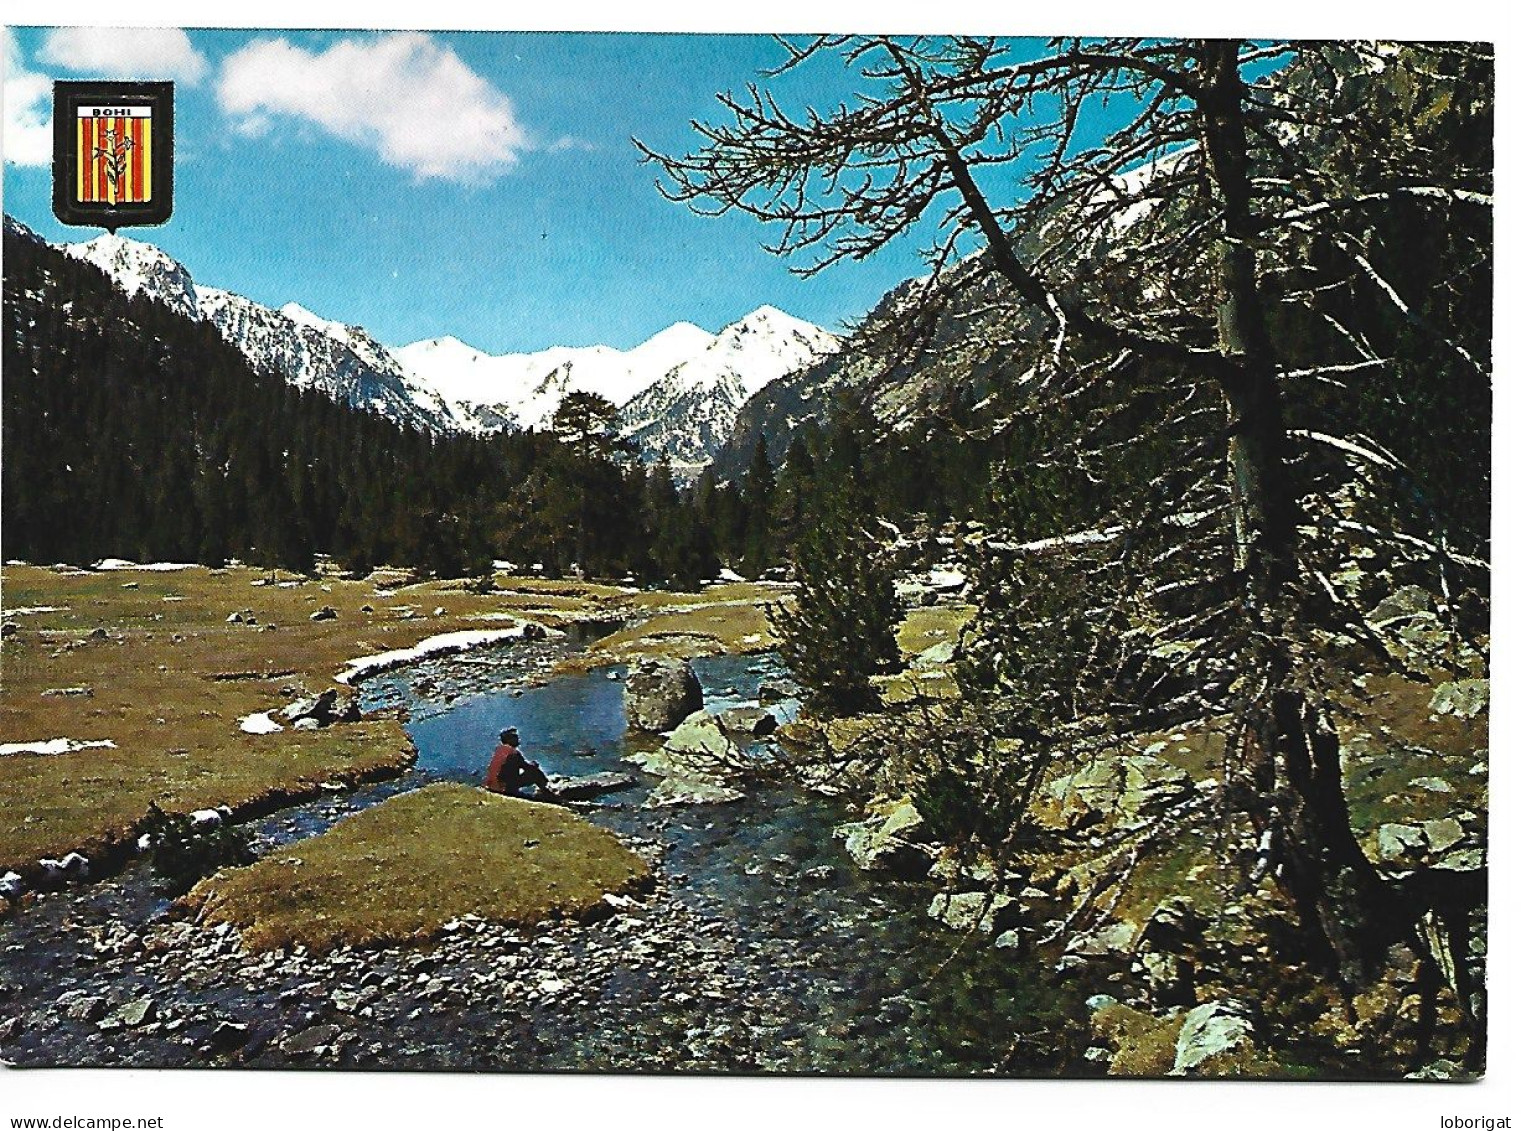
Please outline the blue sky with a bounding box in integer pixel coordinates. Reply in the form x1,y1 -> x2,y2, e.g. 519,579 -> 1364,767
2,26 -> 998,353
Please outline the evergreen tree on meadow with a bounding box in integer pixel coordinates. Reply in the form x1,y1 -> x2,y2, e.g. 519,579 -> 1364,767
769,478 -> 904,716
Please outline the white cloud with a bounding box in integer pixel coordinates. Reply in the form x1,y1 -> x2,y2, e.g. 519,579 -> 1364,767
216,33 -> 526,183
3,29 -> 52,167
38,26 -> 209,84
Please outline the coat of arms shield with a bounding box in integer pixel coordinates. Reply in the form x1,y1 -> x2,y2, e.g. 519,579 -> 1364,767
52,80 -> 173,231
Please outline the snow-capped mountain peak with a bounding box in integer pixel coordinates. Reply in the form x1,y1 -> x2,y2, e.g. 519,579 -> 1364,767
41,222 -> 834,466
613,306 -> 840,471
391,306 -> 837,469
62,232 -> 199,322
278,301 -> 349,339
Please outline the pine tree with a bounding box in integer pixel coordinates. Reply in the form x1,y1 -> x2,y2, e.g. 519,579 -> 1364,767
769,482 -> 904,716
740,435 -> 777,575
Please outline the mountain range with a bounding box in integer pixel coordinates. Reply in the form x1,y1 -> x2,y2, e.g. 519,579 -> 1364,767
50,228 -> 838,472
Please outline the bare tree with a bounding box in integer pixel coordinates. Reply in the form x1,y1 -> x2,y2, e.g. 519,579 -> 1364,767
640,37 -> 1491,995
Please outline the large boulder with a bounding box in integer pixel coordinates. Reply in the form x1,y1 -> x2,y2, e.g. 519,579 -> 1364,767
625,711 -> 747,808
835,799 -> 932,877
663,711 -> 738,762
1430,679 -> 1489,720
927,890 -> 1019,934
1170,1000 -> 1258,1076
1036,755 -> 1192,831
623,659 -> 703,732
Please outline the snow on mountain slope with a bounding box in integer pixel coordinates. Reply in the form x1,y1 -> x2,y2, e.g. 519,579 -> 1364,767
195,287 -> 456,433
391,320 -> 718,433
616,306 -> 839,470
62,233 -> 200,322
49,226 -> 834,462
55,230 -> 456,434
394,306 -> 837,469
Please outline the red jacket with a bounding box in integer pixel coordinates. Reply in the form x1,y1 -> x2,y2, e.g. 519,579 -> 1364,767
484,743 -> 525,793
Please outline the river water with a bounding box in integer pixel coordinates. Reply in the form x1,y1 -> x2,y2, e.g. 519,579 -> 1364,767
0,636 -> 1083,1074
357,646 -> 1083,1073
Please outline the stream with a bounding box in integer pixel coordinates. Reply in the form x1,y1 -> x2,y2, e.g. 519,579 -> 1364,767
0,631 -> 1082,1075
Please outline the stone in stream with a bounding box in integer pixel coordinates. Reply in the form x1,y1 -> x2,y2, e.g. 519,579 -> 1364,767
282,1022 -> 344,1056
717,706 -> 778,738
662,712 -> 739,761
644,777 -> 744,808
836,798 -> 932,877
544,772 -> 638,802
757,678 -> 801,705
927,891 -> 1019,934
623,658 -> 704,732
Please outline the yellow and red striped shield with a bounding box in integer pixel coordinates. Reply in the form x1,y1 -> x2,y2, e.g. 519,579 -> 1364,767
54,82 -> 173,231
77,106 -> 153,205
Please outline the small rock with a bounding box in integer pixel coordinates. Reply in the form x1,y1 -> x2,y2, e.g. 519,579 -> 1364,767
1066,921 -> 1139,959
928,891 -> 1018,934
1431,847 -> 1485,873
114,998 -> 156,1028
309,606 -> 338,622
282,1023 -> 343,1056
1171,999 -> 1257,1075
1422,817 -> 1466,855
1377,822 -> 1428,864
1405,1058 -> 1466,1081
65,995 -> 108,1023
210,1021 -> 250,1049
1409,776 -> 1454,794
1429,678 -> 1488,720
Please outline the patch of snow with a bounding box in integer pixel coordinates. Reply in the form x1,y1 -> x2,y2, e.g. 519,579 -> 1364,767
238,712 -> 283,735
3,605 -> 68,615
335,625 -> 561,684
717,568 -> 747,583
94,559 -> 197,572
0,738 -> 116,756
927,568 -> 967,590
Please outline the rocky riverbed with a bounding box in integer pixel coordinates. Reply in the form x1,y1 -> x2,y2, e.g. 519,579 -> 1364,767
0,631 -> 1085,1074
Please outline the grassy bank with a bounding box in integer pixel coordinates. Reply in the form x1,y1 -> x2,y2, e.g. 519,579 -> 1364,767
184,783 -> 652,952
0,562 -> 657,873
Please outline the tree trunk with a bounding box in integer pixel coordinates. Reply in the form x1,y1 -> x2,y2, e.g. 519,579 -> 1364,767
1197,40 -> 1393,988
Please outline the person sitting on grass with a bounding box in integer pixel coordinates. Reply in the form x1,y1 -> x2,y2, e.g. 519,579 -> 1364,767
484,727 -> 554,799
